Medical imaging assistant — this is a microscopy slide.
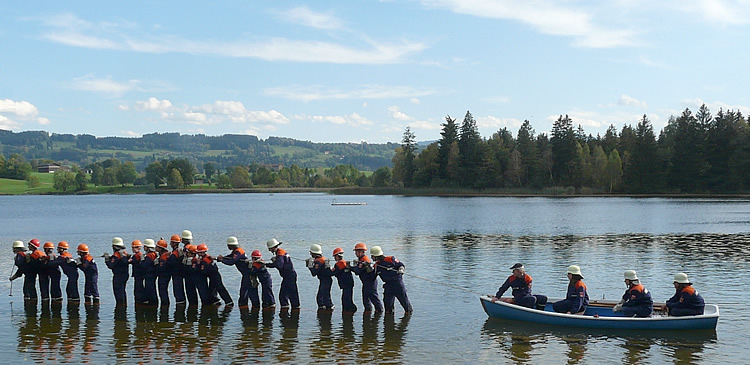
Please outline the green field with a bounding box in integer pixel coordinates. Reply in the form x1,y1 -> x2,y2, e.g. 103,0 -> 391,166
0,173 -> 57,194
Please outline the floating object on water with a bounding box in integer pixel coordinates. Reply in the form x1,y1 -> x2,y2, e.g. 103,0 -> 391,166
331,199 -> 367,206
480,296 -> 719,330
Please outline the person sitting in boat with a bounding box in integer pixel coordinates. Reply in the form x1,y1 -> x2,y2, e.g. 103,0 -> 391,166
666,273 -> 705,316
613,270 -> 653,317
492,263 -> 548,310
552,265 -> 589,314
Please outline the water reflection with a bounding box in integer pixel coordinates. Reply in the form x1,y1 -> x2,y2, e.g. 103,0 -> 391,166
82,303 -> 100,363
310,310 -> 334,361
358,312 -> 381,363
381,314 -> 411,363
276,310 -> 300,362
482,318 -> 717,365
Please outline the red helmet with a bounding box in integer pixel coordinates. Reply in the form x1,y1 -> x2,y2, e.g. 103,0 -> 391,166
333,247 -> 344,256
157,239 -> 168,249
29,239 -> 41,249
353,242 -> 367,251
196,244 -> 208,253
251,250 -> 262,258
170,234 -> 181,243
43,241 -> 55,249
132,240 -> 143,248
186,244 -> 197,254
77,244 -> 89,253
58,241 -> 69,249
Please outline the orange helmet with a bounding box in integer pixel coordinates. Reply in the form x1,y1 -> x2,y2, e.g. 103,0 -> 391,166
77,244 -> 89,253
170,234 -> 181,243
28,239 -> 41,249
251,250 -> 262,258
196,244 -> 208,253
353,242 -> 367,251
186,244 -> 197,254
43,241 -> 55,249
333,247 -> 344,256
157,239 -> 168,249
58,241 -> 69,249
132,240 -> 143,248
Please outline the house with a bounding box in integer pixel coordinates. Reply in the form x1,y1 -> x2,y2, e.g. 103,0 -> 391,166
37,163 -> 62,173
259,163 -> 283,172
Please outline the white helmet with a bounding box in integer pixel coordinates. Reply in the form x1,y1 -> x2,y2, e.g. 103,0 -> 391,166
567,265 -> 583,278
370,246 -> 383,257
144,239 -> 156,249
624,270 -> 638,281
12,240 -> 25,249
227,236 -> 239,247
673,272 -> 691,284
310,244 -> 323,255
267,238 -> 281,249
181,230 -> 193,240
112,237 -> 125,248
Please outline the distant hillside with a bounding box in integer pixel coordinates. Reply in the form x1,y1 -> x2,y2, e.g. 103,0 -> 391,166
0,130 -> 398,172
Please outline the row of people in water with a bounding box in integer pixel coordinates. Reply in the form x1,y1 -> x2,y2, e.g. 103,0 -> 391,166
10,230 -> 413,314
490,263 -> 706,317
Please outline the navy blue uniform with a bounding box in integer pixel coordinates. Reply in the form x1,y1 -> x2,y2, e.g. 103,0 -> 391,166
620,284 -> 653,317
168,248 -> 186,304
142,251 -> 158,305
78,254 -> 99,301
130,252 -> 145,303
553,280 -> 589,313
105,250 -> 130,305
56,252 -> 79,300
191,256 -> 213,305
202,255 -> 232,305
332,260 -> 357,312
375,256 -> 413,313
250,261 -> 275,308
269,248 -> 300,309
309,256 -> 334,309
351,255 -> 382,312
220,248 -> 254,307
26,249 -> 46,300
43,253 -> 63,300
156,251 -> 172,307
666,285 -> 705,316
183,254 -> 199,306
495,274 -> 548,310
13,252 -> 32,299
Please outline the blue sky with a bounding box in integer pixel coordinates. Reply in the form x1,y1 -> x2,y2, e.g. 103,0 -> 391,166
2,1 -> 750,143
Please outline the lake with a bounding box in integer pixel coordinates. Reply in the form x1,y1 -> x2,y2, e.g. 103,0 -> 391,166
1,194 -> 748,364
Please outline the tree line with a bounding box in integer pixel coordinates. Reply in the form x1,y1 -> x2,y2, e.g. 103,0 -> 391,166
391,105 -> 750,193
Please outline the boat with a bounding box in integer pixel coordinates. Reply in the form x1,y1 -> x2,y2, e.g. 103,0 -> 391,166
331,199 -> 367,206
480,295 -> 719,330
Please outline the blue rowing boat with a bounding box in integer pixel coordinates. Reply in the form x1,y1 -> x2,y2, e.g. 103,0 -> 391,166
480,295 -> 719,330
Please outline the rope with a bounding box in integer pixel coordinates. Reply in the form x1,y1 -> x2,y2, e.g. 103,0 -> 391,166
287,254 -> 485,296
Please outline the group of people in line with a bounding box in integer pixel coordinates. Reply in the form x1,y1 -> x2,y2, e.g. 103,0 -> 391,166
490,263 -> 705,317
9,231 -> 413,314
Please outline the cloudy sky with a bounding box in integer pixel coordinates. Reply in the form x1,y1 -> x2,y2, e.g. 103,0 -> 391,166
2,1 -> 750,143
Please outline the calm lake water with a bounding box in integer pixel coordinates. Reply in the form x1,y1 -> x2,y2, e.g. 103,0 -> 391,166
1,194 -> 749,364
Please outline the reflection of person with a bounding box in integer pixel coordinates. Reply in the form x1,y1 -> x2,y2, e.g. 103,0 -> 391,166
372,246 -> 413,314
613,270 -> 652,317
307,244 -> 334,310
666,273 -> 705,316
492,263 -> 548,310
553,265 -> 589,314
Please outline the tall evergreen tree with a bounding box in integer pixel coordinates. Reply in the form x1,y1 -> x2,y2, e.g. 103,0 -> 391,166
392,127 -> 417,187
550,115 -> 577,186
516,120 -> 538,187
668,108 -> 708,192
624,115 -> 661,193
458,111 -> 482,187
438,115 -> 459,181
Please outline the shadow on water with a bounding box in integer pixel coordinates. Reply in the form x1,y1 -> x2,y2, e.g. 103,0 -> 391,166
481,318 -> 717,364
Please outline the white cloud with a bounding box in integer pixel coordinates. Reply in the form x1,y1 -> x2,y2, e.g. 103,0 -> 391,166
421,0 -> 639,48
680,0 -> 750,25
122,130 -> 140,137
410,98 -> 421,104
309,113 -> 373,127
388,105 -> 411,121
618,94 -> 648,108
135,97 -> 173,111
37,117 -> 51,125
37,13 -> 425,64
72,76 -> 139,96
477,115 -> 522,130
0,115 -> 21,130
409,120 -> 441,130
0,99 -> 39,117
485,95 -> 511,104
264,85 -> 436,102
680,98 -> 750,116
281,6 -> 344,30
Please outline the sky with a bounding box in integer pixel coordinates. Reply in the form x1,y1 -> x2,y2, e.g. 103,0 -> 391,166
1,1 -> 750,144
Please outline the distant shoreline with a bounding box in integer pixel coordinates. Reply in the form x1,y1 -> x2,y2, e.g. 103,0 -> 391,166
4,185 -> 750,199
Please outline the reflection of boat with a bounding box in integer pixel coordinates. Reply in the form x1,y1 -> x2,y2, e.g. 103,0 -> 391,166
331,199 -> 367,206
480,296 -> 719,330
